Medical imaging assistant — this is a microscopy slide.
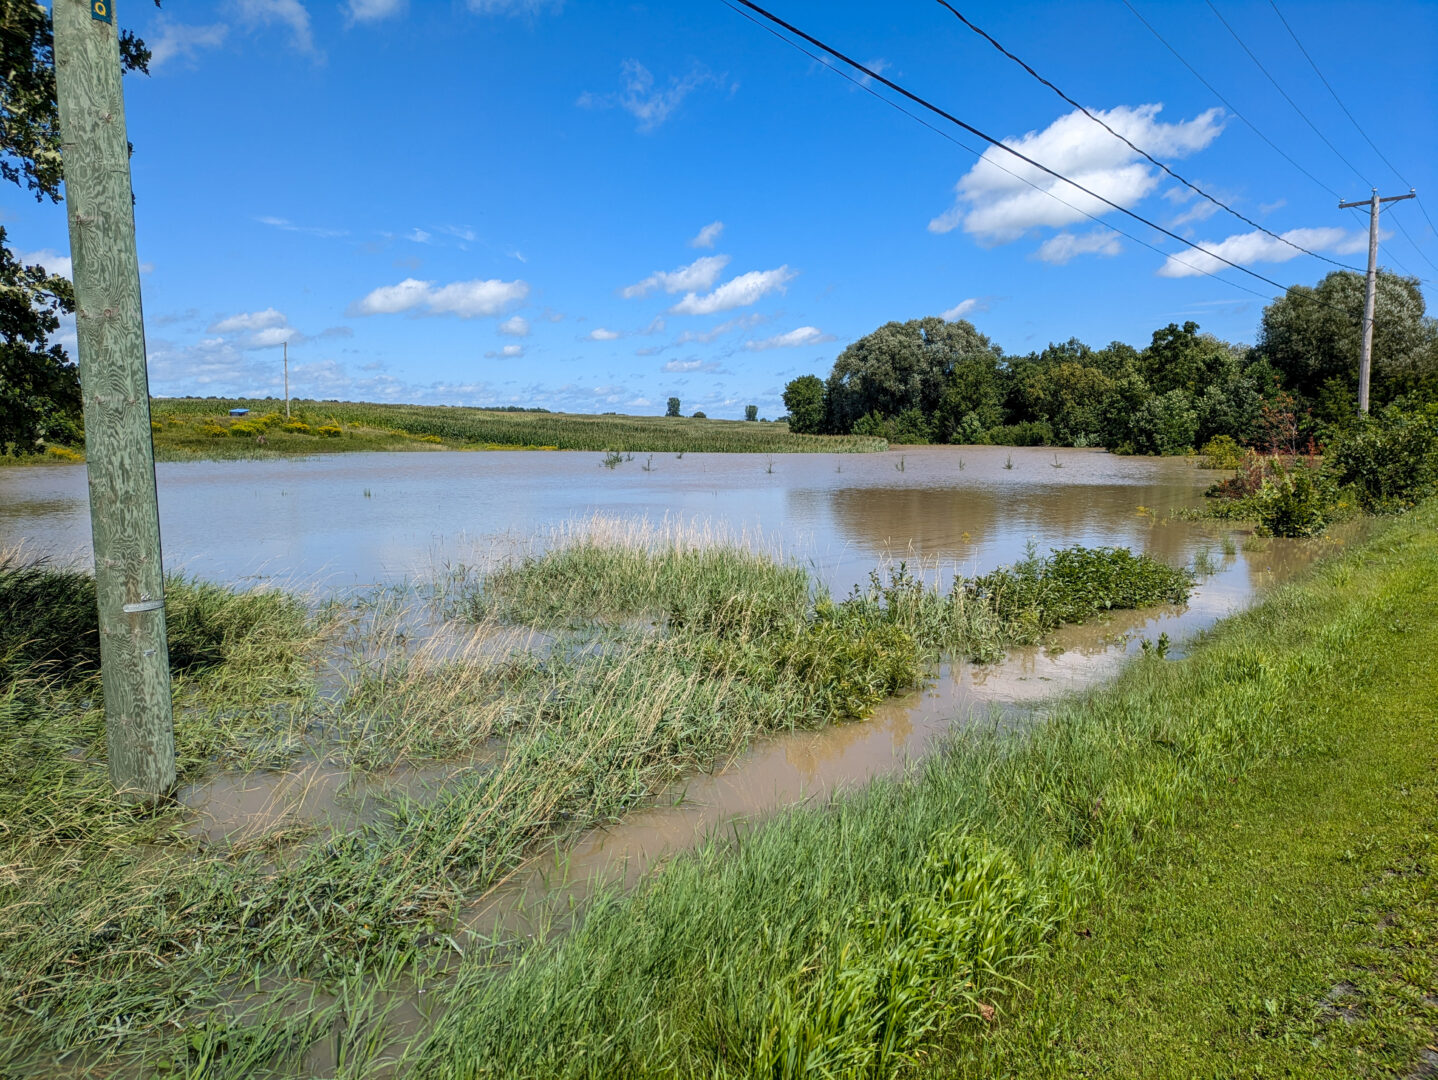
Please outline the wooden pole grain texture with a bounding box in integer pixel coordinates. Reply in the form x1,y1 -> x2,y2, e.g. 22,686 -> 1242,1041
53,0 -> 176,802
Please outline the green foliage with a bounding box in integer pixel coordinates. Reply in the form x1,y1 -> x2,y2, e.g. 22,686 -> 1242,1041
1130,389 -> 1199,455
826,317 -> 1003,435
1325,408 -> 1438,514
1257,270 -> 1437,407
744,404 -> 758,422
665,396 -> 681,418
1199,435 -> 1246,469
1252,462 -> 1331,538
781,374 -> 826,434
965,545 -> 1192,632
0,556 -> 311,684
0,228 -> 80,454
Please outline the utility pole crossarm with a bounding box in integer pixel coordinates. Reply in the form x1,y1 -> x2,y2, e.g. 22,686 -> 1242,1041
1339,188 -> 1418,416
1338,190 -> 1415,210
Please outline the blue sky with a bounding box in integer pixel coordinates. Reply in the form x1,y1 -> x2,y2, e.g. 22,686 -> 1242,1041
8,0 -> 1436,418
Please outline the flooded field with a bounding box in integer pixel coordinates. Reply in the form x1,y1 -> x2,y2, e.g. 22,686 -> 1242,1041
3,448 -> 1343,911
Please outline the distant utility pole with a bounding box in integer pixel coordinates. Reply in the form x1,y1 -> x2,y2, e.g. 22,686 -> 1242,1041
54,0 -> 176,803
1338,187 -> 1416,415
284,340 -> 290,418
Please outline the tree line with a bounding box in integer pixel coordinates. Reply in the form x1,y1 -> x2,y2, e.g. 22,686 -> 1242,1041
783,270 -> 1438,453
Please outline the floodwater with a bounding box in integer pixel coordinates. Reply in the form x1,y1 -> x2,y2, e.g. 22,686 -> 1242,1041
1,446 -> 1342,925
5,445 -> 1212,594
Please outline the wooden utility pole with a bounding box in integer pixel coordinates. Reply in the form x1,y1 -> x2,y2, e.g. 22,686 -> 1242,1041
54,0 -> 176,803
284,340 -> 290,418
1338,187 -> 1416,415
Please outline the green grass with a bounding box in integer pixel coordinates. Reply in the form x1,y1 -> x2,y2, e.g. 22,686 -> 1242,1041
138,399 -> 888,458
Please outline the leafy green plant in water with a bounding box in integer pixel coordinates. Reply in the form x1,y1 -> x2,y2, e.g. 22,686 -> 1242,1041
601,450 -> 623,469
1253,461 -> 1331,538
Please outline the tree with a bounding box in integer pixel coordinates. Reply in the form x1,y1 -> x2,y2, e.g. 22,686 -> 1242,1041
1,228 -> 79,453
1141,322 -> 1240,396
744,404 -> 758,422
782,374 -> 826,434
825,317 -> 1002,435
665,396 -> 681,417
1256,270 -> 1437,408
691,411 -> 707,419
0,1 -> 156,453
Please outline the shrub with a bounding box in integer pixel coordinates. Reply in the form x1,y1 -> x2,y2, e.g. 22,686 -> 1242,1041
281,421 -> 312,434
1199,435 -> 1245,469
44,445 -> 83,462
200,423 -> 227,438
1253,462 -> 1331,538
316,424 -> 343,438
228,421 -> 260,438
1325,410 -> 1438,514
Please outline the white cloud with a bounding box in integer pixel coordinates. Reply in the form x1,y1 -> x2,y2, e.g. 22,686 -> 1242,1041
673,313 -> 764,345
347,0 -> 405,20
1259,198 -> 1287,215
1158,226 -> 1371,278
348,277 -> 529,317
485,343 -> 526,358
929,104 -> 1225,244
236,0 -> 317,54
940,298 -> 994,320
578,60 -> 720,132
17,249 -> 72,278
1036,229 -> 1123,264
148,20 -> 228,68
588,328 -> 621,341
467,0 -> 561,12
689,221 -> 724,248
662,358 -> 723,373
499,315 -> 530,337
256,216 -> 348,239
744,326 -> 833,351
622,254 -> 730,299
407,228 -> 432,244
208,308 -> 288,334
669,266 -> 796,316
249,326 -> 299,348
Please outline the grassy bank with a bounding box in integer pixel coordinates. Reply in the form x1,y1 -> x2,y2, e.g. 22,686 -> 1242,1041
136,399 -> 889,459
386,502 -> 1438,1077
0,524 -> 1190,1077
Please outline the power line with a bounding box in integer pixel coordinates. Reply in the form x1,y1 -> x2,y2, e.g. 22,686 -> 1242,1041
1266,0 -> 1409,187
725,0 -> 1355,317
1205,0 -> 1370,189
720,0 -> 1277,303
1119,0 -> 1342,203
930,0 -> 1364,273
1383,205 -> 1438,280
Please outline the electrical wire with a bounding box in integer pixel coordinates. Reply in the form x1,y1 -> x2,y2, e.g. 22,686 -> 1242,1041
1205,0 -> 1370,189
724,0 -> 1357,318
930,0 -> 1364,273
1119,0 -> 1342,202
719,0 -> 1273,300
1266,0 -> 1409,187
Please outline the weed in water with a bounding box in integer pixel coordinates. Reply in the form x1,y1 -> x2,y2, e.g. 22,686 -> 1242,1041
1005,454 -> 1014,470
1222,534 -> 1238,557
601,450 -> 623,469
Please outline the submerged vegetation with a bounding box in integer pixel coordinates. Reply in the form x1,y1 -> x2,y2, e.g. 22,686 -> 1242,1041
0,520 -> 1190,1076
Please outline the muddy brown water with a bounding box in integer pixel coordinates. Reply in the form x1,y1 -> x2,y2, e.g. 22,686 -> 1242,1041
1,447 -> 1343,926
